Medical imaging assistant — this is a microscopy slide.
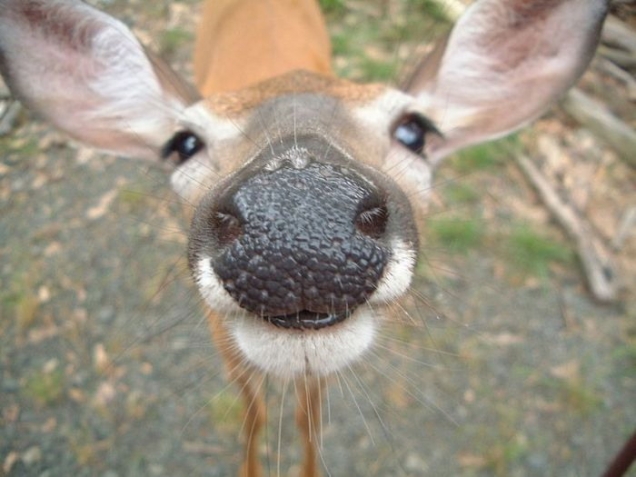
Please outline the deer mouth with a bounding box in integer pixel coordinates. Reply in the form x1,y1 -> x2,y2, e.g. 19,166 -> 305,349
264,310 -> 350,330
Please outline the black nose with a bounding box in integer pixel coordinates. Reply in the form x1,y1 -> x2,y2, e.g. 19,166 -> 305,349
209,161 -> 390,330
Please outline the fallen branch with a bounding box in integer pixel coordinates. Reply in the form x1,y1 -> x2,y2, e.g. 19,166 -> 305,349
598,45 -> 636,70
0,100 -> 21,136
595,57 -> 636,99
612,206 -> 636,251
514,154 -> 620,302
602,15 -> 636,55
561,88 -> 636,168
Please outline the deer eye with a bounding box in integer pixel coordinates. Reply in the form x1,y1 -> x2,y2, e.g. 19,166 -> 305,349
162,130 -> 204,165
393,113 -> 439,155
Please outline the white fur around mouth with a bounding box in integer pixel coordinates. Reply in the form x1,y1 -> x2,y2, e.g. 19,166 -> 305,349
194,257 -> 379,379
192,235 -> 414,380
230,308 -> 377,380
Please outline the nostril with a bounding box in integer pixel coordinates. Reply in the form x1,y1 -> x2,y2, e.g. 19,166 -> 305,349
355,194 -> 389,239
211,209 -> 243,247
203,161 -> 393,329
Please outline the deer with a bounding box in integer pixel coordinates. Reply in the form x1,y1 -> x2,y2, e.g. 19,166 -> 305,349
0,0 -> 610,475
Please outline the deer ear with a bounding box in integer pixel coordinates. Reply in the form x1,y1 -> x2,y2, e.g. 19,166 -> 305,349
406,0 -> 609,164
0,0 -> 198,159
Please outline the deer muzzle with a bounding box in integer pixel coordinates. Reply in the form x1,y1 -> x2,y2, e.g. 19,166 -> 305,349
188,135 -> 416,331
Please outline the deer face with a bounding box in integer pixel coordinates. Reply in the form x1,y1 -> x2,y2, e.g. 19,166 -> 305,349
0,0 -> 608,382
172,72 -> 430,378
0,1 -> 613,475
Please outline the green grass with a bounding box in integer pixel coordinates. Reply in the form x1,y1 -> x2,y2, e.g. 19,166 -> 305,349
69,429 -> 101,466
319,0 -> 346,14
539,372 -> 603,416
450,135 -> 521,174
159,28 -> 193,58
483,437 -> 529,477
407,0 -> 453,23
559,380 -> 602,415
117,188 -> 149,210
206,390 -> 244,434
327,0 -> 453,82
4,137 -> 41,158
427,218 -> 484,254
612,342 -> 636,369
452,143 -> 505,173
443,183 -> 480,204
379,0 -> 452,44
331,32 -> 354,57
15,292 -> 40,333
3,270 -> 42,334
502,225 -> 573,278
116,182 -> 162,213
467,403 -> 528,476
23,368 -> 65,407
359,57 -> 399,82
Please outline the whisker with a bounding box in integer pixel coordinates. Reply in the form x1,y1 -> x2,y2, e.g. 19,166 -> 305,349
336,369 -> 375,445
364,352 -> 459,427
276,378 -> 290,477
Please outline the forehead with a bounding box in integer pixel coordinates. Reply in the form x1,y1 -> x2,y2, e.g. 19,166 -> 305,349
184,70 -> 417,151
201,70 -> 389,117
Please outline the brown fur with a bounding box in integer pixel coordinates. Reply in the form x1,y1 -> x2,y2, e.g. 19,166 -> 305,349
194,0 -> 333,95
203,70 -> 386,117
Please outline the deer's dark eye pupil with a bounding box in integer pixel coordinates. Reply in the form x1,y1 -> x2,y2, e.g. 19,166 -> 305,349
393,114 -> 439,155
162,131 -> 204,165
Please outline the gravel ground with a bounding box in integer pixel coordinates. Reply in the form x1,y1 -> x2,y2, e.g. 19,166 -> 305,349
1,1 -> 635,477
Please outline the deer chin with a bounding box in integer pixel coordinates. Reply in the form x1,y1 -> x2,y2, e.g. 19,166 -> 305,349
193,254 -> 378,379
229,306 -> 378,380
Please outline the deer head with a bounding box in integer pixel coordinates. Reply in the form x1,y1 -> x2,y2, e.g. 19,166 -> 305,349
0,0 -> 608,475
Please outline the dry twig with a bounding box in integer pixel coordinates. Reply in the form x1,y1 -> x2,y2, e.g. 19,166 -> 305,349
561,88 -> 636,168
515,154 -> 620,302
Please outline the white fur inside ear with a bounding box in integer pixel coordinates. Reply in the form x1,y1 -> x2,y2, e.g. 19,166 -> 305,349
87,23 -> 169,133
230,309 -> 377,380
0,0 -> 187,159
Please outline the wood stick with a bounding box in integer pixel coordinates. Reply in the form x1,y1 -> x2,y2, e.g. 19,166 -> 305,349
602,15 -> 636,55
594,57 -> 636,99
561,88 -> 636,168
514,154 -> 620,302
0,100 -> 21,136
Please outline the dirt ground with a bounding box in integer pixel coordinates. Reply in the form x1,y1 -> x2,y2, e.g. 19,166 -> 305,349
1,1 -> 635,477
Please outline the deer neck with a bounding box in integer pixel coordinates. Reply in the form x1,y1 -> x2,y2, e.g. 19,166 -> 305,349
193,0 -> 333,96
